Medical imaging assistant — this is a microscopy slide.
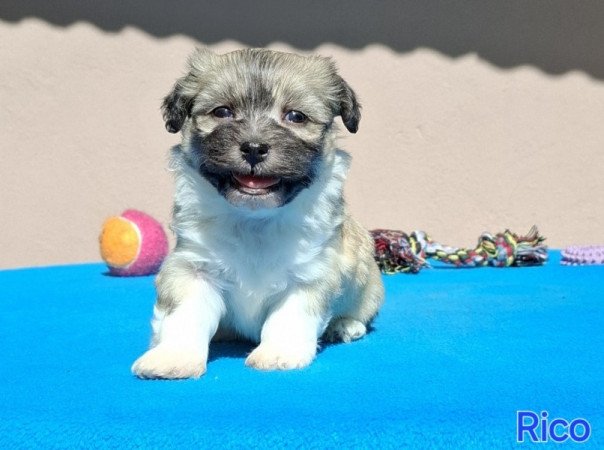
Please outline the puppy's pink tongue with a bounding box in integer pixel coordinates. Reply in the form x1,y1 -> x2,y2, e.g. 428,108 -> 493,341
234,174 -> 280,189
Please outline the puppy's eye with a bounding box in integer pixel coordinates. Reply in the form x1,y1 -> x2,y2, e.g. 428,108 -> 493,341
284,110 -> 307,124
212,106 -> 234,119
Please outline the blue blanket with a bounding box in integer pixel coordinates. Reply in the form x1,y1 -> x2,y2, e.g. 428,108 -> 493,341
1,251 -> 602,448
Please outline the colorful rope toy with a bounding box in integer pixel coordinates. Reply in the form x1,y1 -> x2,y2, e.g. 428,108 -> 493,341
372,226 -> 547,274
561,246 -> 604,265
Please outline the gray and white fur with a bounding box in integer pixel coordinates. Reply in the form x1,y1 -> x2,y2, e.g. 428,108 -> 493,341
132,48 -> 384,379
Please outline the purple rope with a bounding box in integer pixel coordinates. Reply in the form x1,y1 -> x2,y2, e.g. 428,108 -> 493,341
561,245 -> 604,265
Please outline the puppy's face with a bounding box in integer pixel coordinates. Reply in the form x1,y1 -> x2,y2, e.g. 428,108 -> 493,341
162,48 -> 360,209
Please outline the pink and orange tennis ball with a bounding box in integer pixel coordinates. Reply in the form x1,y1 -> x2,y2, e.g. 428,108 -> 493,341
99,209 -> 169,276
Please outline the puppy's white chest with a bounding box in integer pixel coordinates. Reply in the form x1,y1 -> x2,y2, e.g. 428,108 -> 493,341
201,223 -> 291,338
223,285 -> 279,341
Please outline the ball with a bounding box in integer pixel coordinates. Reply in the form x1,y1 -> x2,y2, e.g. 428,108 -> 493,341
99,209 -> 169,276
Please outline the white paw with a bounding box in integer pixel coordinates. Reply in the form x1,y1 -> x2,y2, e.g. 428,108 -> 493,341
245,342 -> 316,371
323,318 -> 367,343
131,345 -> 207,379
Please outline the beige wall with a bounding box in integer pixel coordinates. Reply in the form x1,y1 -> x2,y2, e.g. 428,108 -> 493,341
2,1 -> 604,269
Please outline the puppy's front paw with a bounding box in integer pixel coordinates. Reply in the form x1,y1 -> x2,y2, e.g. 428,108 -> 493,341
323,318 -> 367,343
131,346 -> 207,379
245,342 -> 316,371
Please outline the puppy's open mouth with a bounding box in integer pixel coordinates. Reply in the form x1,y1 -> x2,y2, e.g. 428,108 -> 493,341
231,173 -> 282,195
200,166 -> 311,209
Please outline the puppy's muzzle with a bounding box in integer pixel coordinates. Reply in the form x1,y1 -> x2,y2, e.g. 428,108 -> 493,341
240,141 -> 270,168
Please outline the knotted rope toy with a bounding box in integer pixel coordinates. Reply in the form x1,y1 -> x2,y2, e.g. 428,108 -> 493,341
561,246 -> 604,265
372,226 -> 548,274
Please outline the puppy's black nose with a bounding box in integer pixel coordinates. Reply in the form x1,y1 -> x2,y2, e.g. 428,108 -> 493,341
240,142 -> 270,167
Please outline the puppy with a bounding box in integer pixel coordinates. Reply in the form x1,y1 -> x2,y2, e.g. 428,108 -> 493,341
132,48 -> 384,379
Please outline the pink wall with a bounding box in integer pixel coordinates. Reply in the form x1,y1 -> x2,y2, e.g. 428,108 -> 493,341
2,2 -> 604,269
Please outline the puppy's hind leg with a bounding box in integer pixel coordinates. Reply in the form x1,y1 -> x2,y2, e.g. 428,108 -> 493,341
323,261 -> 384,344
323,317 -> 367,343
132,254 -> 225,379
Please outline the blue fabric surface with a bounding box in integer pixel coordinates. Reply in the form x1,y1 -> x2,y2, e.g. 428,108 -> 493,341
0,251 -> 602,449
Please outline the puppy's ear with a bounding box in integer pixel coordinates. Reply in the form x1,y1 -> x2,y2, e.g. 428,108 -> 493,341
162,80 -> 194,133
337,77 -> 361,133
162,48 -> 214,133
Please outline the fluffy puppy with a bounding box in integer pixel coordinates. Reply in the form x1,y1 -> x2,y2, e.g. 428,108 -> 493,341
132,48 -> 384,379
